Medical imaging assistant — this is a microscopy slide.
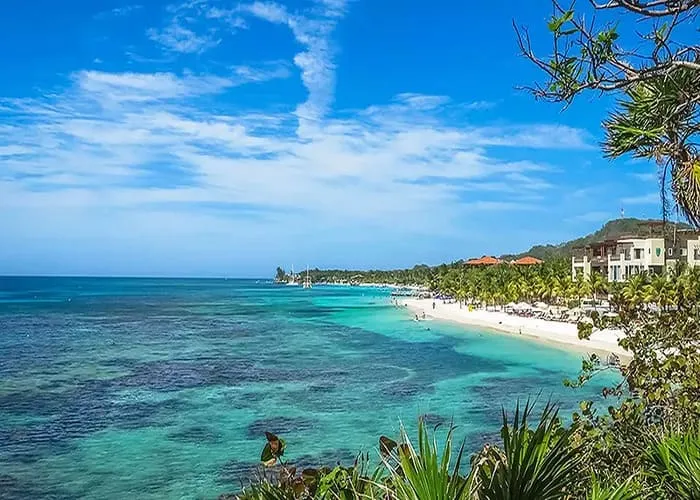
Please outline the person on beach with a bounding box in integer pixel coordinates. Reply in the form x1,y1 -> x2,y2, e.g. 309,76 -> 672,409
432,301 -> 436,310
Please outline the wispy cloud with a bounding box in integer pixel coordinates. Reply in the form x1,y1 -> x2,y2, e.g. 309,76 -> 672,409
569,211 -> 611,223
622,193 -> 660,205
147,0 -> 249,54
147,20 -> 220,54
463,100 -> 497,111
0,69 -> 582,234
630,172 -> 657,182
0,0 -> 598,271
95,4 -> 142,19
240,1 -> 345,137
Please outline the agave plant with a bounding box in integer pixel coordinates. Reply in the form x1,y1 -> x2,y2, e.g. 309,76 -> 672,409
645,427 -> 700,499
586,474 -> 643,500
382,418 -> 476,500
474,401 -> 583,500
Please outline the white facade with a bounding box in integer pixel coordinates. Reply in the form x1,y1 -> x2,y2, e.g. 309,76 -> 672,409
606,238 -> 665,282
571,236 -> 700,281
571,255 -> 590,279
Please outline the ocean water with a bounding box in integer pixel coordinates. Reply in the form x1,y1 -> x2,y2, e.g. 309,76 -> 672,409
0,277 -> 618,499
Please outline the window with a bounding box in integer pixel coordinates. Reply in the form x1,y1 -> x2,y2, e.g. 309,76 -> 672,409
648,248 -> 651,254
634,249 -> 643,259
668,248 -> 674,256
682,248 -> 688,256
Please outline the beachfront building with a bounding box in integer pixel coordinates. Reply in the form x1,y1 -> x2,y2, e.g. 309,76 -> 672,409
572,229 -> 700,281
465,256 -> 502,266
511,256 -> 544,265
465,255 -> 543,266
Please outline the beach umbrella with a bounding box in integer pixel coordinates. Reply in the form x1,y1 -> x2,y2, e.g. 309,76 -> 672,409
535,301 -> 548,309
516,302 -> 531,310
567,307 -> 583,316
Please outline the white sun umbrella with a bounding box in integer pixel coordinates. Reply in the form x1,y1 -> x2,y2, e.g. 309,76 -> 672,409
506,302 -> 517,309
516,302 -> 532,310
535,301 -> 548,309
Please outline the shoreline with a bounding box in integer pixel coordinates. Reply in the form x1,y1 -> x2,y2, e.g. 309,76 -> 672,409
402,298 -> 630,360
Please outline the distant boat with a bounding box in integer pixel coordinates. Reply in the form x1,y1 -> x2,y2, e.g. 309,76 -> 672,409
302,266 -> 312,289
287,265 -> 299,286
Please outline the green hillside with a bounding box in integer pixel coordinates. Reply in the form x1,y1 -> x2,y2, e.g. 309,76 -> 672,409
501,218 -> 692,261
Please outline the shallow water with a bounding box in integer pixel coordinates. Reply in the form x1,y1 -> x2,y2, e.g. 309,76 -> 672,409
0,277 -> 618,499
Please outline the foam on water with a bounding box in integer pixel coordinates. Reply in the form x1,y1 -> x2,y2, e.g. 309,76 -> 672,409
0,277 -> 619,499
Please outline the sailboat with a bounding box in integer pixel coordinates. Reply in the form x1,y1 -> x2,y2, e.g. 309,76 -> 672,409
286,266 -> 299,286
302,266 -> 312,289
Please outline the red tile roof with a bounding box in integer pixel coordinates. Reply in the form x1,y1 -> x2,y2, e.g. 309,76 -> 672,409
512,256 -> 544,265
465,256 -> 501,266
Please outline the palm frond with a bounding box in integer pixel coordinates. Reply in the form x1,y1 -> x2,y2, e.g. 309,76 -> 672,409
475,400 -> 583,500
645,427 -> 700,499
387,419 -> 475,500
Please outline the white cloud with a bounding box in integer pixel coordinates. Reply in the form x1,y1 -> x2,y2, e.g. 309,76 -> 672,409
147,21 -> 220,53
631,172 -> 657,182
394,93 -> 450,110
0,67 -> 587,236
0,146 -> 33,157
463,100 -> 497,111
240,1 -> 345,137
0,0 -> 598,274
95,4 -> 142,19
72,67 -> 286,104
112,5 -> 142,16
622,193 -> 660,205
233,61 -> 290,82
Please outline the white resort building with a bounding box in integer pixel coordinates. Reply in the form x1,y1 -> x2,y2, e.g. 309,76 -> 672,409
572,228 -> 700,282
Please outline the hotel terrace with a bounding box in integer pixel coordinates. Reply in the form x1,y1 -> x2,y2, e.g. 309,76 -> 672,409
571,227 -> 700,282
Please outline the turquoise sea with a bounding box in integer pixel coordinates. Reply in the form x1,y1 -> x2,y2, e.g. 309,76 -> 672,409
0,277 -> 617,499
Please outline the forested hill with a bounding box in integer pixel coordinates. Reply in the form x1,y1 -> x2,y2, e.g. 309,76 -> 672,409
275,218 -> 693,284
500,218 -> 692,261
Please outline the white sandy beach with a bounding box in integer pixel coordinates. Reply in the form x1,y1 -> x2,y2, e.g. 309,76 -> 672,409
403,298 -> 629,359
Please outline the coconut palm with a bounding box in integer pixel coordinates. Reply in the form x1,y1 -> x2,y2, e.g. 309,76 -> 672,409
644,275 -> 675,310
588,272 -> 608,306
622,273 -> 649,308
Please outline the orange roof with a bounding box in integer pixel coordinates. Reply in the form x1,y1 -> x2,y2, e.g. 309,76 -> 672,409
465,255 -> 501,266
512,256 -> 543,265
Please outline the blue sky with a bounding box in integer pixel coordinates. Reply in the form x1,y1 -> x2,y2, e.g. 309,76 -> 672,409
0,0 -> 663,277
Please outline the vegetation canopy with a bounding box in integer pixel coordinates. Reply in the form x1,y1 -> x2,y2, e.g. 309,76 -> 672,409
515,1 -> 700,225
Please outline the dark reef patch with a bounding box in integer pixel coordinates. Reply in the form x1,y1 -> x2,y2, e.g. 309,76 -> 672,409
381,381 -> 430,400
217,460 -> 263,489
246,416 -> 316,438
293,449 -> 358,469
168,425 -> 222,444
419,413 -> 448,427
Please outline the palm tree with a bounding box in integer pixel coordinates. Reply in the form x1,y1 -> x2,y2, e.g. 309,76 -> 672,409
622,273 -> 649,308
644,274 -> 675,310
603,68 -> 700,226
588,272 -> 608,306
576,274 -> 592,307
